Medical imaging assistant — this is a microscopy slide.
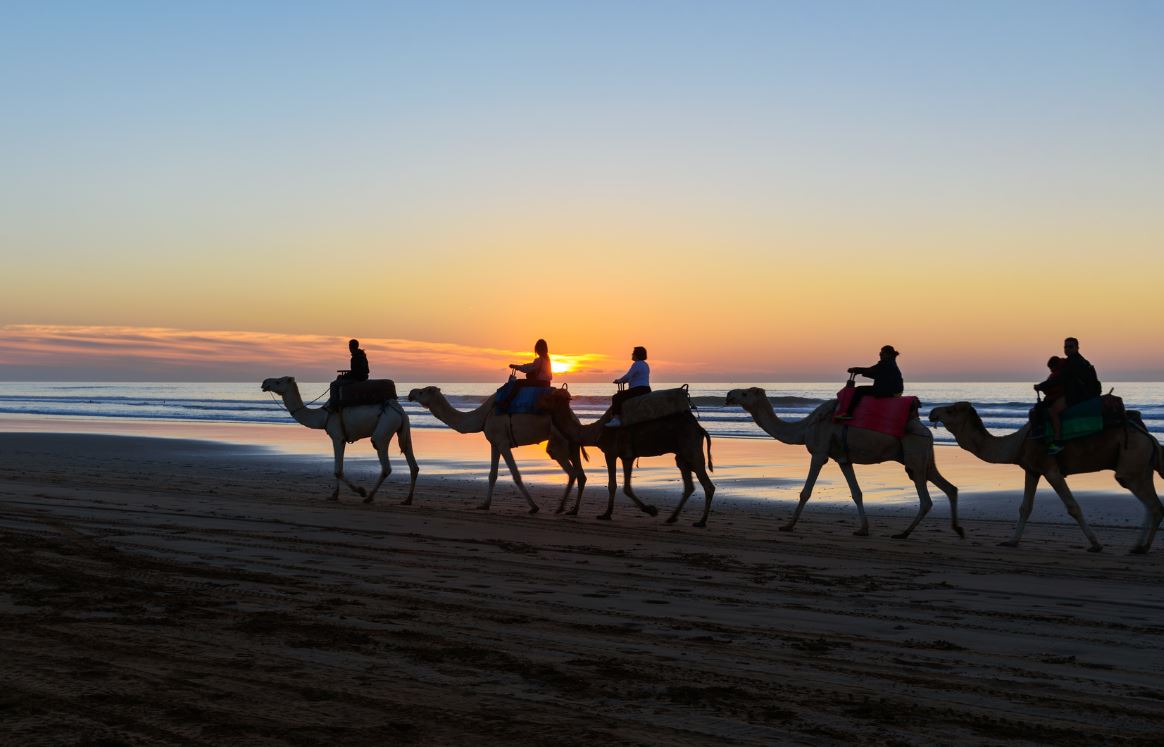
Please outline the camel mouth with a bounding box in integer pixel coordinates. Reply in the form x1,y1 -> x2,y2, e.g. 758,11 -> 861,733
928,408 -> 942,423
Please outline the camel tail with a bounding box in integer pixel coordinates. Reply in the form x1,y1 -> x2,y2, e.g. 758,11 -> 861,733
705,429 -> 714,473
581,446 -> 590,463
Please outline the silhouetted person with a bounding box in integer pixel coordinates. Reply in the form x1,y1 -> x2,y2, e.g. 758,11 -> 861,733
606,346 -> 651,428
337,339 -> 369,383
499,339 -> 552,409
1034,337 -> 1101,453
838,345 -> 904,419
1035,355 -> 1066,405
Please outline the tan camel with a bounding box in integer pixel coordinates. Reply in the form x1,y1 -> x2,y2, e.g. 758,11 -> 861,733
726,387 -> 962,539
406,386 -> 585,513
261,376 -> 418,504
930,402 -> 1164,553
537,389 -> 715,526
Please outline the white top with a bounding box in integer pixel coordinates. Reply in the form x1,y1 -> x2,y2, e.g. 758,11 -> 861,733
616,360 -> 650,389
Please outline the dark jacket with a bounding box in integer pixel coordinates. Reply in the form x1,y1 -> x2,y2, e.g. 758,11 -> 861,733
854,359 -> 904,397
349,349 -> 370,382
1051,352 -> 1100,405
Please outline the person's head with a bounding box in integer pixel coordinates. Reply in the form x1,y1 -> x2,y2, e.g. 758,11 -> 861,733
632,346 -> 647,361
534,339 -> 548,357
879,345 -> 899,360
1047,355 -> 1062,370
349,339 -> 360,352
1064,337 -> 1079,355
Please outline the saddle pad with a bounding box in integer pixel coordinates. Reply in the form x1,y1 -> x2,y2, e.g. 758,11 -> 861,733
331,379 -> 397,408
835,387 -> 919,438
495,382 -> 553,415
621,387 -> 692,427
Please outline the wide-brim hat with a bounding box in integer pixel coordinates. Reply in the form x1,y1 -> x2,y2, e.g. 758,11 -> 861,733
880,345 -> 899,356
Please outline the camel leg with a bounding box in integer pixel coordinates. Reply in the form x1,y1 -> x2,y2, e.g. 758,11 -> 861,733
1044,472 -> 1102,552
364,433 -> 392,504
1002,470 -> 1040,547
480,443 -> 501,510
927,463 -> 963,538
500,447 -> 540,514
1118,474 -> 1163,554
553,445 -> 584,515
329,438 -> 366,501
398,419 -> 419,506
665,459 -> 697,525
596,453 -> 617,520
892,468 -> 933,540
783,455 -> 828,532
691,461 -> 716,529
837,462 -> 869,536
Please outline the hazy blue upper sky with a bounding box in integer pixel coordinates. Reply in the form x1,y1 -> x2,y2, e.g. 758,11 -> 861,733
2,1 -> 1162,380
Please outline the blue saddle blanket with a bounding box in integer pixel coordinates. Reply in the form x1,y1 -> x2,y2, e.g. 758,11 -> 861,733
495,381 -> 552,415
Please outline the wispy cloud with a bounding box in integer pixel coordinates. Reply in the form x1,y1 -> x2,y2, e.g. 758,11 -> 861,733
0,324 -> 609,381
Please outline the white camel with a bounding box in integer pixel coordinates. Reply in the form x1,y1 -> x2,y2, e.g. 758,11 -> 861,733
262,376 -> 418,504
726,387 -> 962,539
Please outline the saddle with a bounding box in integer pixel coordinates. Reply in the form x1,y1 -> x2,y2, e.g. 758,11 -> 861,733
619,386 -> 694,427
329,379 -> 397,409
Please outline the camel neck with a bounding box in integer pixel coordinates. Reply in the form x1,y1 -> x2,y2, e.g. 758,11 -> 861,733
747,398 -> 830,445
424,392 -> 496,434
950,418 -> 1027,464
549,406 -> 603,446
280,388 -> 329,430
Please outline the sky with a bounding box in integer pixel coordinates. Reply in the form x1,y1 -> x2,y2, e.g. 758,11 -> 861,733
2,1 -> 1162,382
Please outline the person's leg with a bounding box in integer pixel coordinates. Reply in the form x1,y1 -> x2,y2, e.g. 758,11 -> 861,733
1049,397 -> 1067,441
839,386 -> 872,418
611,389 -> 630,416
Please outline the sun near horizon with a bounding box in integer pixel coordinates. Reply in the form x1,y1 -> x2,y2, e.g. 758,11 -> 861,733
0,3 -> 1161,383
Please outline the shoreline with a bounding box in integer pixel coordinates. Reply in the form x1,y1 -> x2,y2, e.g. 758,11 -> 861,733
0,426 -> 1153,528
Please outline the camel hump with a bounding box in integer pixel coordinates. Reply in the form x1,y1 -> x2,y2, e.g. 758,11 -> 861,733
620,387 -> 693,427
330,379 -> 397,408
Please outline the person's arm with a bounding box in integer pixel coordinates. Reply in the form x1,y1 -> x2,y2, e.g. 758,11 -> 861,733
613,363 -> 635,384
511,359 -> 537,373
847,363 -> 877,378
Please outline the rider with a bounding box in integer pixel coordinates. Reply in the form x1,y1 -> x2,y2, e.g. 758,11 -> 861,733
500,339 -> 553,408
336,338 -> 370,383
1034,337 -> 1101,453
837,345 -> 904,419
606,346 -> 651,428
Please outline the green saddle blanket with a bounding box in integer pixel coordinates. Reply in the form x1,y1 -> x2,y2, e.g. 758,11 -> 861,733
1037,397 -> 1103,441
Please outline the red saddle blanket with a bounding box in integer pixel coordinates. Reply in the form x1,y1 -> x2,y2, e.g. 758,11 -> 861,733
834,388 -> 920,438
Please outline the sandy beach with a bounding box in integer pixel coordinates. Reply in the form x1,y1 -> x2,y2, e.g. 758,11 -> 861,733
2,431 -> 1163,746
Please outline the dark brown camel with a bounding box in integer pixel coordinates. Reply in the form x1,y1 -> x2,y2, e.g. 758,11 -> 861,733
538,389 -> 716,526
930,402 -> 1164,553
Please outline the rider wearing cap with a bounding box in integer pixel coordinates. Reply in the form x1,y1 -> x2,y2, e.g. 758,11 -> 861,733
838,345 -> 904,419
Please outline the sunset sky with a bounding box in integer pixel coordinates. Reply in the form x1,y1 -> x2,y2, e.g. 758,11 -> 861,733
2,2 -> 1162,381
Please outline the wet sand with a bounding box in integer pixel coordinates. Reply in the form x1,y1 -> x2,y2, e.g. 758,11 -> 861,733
1,432 -> 1163,745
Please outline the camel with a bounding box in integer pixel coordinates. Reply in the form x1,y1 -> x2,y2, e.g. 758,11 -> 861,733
261,376 -> 418,504
930,402 -> 1164,553
725,387 -> 962,539
537,389 -> 715,527
406,386 -> 585,513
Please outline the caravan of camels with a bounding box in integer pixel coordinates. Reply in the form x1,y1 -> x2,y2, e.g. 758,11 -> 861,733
261,337 -> 1164,554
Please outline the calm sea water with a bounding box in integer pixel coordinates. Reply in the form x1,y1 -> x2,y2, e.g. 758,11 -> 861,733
1,381 -> 1161,445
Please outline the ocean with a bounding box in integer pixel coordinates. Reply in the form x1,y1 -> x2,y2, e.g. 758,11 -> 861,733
1,380 -> 1161,445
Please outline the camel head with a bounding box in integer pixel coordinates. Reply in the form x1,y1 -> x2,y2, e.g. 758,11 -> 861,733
928,401 -> 979,429
537,388 -> 573,412
261,376 -> 296,395
725,387 -> 767,409
407,386 -> 441,406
